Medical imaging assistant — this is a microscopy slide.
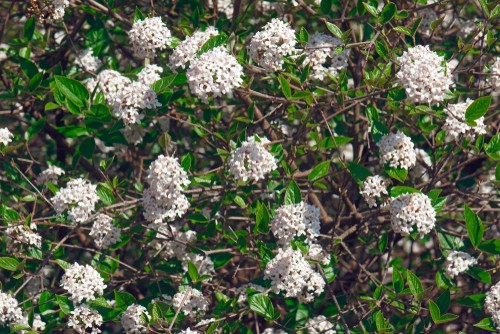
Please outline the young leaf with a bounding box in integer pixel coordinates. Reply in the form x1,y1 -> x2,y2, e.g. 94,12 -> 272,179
284,180 -> 302,205
188,261 -> 199,282
474,318 -> 497,332
278,75 -> 292,99
465,96 -> 491,126
0,257 -> 20,271
429,300 -> 441,322
325,22 -> 343,39
308,161 -> 330,182
464,203 -> 484,247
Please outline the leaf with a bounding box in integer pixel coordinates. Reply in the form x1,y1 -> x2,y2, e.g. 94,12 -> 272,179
25,117 -> 45,141
79,137 -> 95,159
478,239 -> 500,254
299,27 -> 309,42
284,180 -> 302,205
325,22 -> 343,39
278,75 -> 292,99
464,203 -> 484,247
151,303 -> 163,322
429,300 -> 440,323
28,72 -> 43,91
56,295 -> 72,315
255,202 -> 270,234
467,266 -> 491,284
474,318 -> 497,332
197,34 -> 227,56
485,133 -> 500,160
435,313 -> 459,324
436,289 -> 450,314
348,162 -> 372,185
363,2 -> 379,17
392,268 -> 404,293
114,290 -> 136,311
54,75 -> 89,108
465,96 -> 491,126
381,2 -> 397,23
0,257 -> 20,271
56,259 -> 71,270
97,186 -> 114,206
24,16 -> 36,41
308,161 -> 330,182
188,261 -> 199,282
320,0 -> 332,14
248,293 -> 275,320
407,270 -> 423,301
385,166 -> 408,183
134,6 -> 145,22
234,195 -> 246,208
393,26 -> 412,36
390,186 -> 420,197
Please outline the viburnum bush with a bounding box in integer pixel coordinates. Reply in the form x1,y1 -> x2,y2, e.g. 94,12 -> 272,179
0,0 -> 499,333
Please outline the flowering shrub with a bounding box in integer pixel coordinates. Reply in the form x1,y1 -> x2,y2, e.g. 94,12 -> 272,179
0,0 -> 499,333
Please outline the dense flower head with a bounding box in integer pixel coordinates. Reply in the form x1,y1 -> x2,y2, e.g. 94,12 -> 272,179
270,202 -> 321,245
360,175 -> 389,208
129,17 -> 173,58
60,263 -> 106,304
87,69 -> 132,104
377,131 -> 417,170
5,225 -> 42,255
168,27 -> 219,71
89,214 -> 121,249
172,288 -> 209,318
491,57 -> 500,90
396,45 -> 454,105
229,135 -> 277,182
0,292 -> 24,327
121,304 -> 149,334
36,165 -> 65,185
137,64 -> 163,87
444,99 -> 486,140
0,127 -> 13,145
76,49 -> 102,72
37,0 -> 69,22
186,46 -> 243,102
303,33 -> 350,80
52,178 -> 99,224
485,282 -> 500,331
445,251 -> 477,278
68,305 -> 103,334
249,18 -> 296,72
306,315 -> 336,334
112,81 -> 160,126
264,247 -> 325,303
389,192 -> 436,237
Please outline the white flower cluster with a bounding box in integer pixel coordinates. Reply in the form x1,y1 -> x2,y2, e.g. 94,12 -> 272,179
41,0 -> 69,23
187,46 -> 243,102
89,214 -> 121,249
5,225 -> 42,255
360,175 -> 389,208
445,251 -> 477,278
112,81 -> 160,126
0,127 -> 13,145
485,282 -> 500,331
444,99 -> 486,140
60,263 -> 106,304
305,315 -> 336,334
263,329 -> 287,334
172,288 -> 209,318
121,304 -> 149,334
249,19 -> 296,72
236,283 -> 267,304
303,33 -> 350,80
143,155 -> 190,227
389,193 -> 436,237
169,27 -> 219,71
29,314 -> 46,332
396,45 -> 453,105
491,57 -> 500,90
76,49 -> 102,72
0,43 -> 9,62
86,69 -> 132,104
0,292 -> 23,328
36,165 -> 65,185
178,328 -> 200,334
270,202 -> 321,245
137,64 -> 163,87
229,135 -> 277,182
68,304 -> 103,334
128,17 -> 173,58
264,248 -> 325,303
377,131 -> 417,170
52,178 -> 99,224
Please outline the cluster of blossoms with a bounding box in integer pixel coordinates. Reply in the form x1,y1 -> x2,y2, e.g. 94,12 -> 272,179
389,192 -> 436,237
0,127 -> 13,145
112,81 -> 160,126
264,248 -> 325,303
305,315 -> 336,334
128,17 -> 173,58
229,135 -> 277,182
121,304 -> 149,334
85,69 -> 132,104
445,251 -> 477,278
68,304 -> 103,334
444,99 -> 486,140
5,224 -> 41,255
143,155 -> 190,227
360,175 -> 389,208
377,131 -> 417,170
52,178 -> 99,223
89,214 -> 121,249
491,57 -> 500,90
137,64 -> 163,87
485,282 -> 500,331
270,202 -> 321,245
172,288 -> 209,318
36,165 -> 65,185
303,33 -> 350,80
60,263 -> 106,304
186,46 -> 243,102
26,314 -> 46,332
35,0 -> 69,23
0,292 -> 24,328
168,27 -> 219,70
76,49 -> 102,72
249,19 -> 296,72
396,45 -> 453,105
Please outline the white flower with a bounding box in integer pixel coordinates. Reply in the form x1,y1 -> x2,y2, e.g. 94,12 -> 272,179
305,315 -> 336,334
89,214 -> 121,249
129,17 -> 173,58
249,19 -> 296,72
389,193 -> 436,237
229,135 -> 277,182
172,288 -> 209,318
0,43 -> 9,62
360,176 -> 389,208
485,281 -> 500,331
307,243 -> 331,266
377,131 -> 417,170
178,328 -> 200,334
0,292 -> 24,328
86,70 -> 132,104
168,27 -> 219,71
270,202 -> 321,245
5,225 -> 42,255
396,45 -> 454,105
68,305 -> 103,334
186,46 -> 243,102
52,178 -> 99,224
76,49 -> 102,72
0,127 -> 13,145
491,57 -> 500,90
112,81 -> 160,126
38,0 -> 69,22
137,64 -> 163,87
121,304 -> 149,334
444,99 -> 486,140
264,248 -> 325,303
36,165 -> 65,185
303,33 -> 350,80
60,263 -> 106,304
32,314 -> 46,332
445,251 -> 477,278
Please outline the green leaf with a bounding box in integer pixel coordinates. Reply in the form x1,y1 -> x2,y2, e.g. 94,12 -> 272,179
348,162 -> 372,185
151,303 -> 163,322
54,75 -> 89,108
114,290 -> 136,311
474,318 -> 497,332
248,293 -> 275,320
97,186 -> 114,206
467,266 -> 491,284
24,16 -> 36,41
0,257 -> 20,271
56,295 -> 72,315
188,261 -> 199,282
321,0 -> 332,14
134,7 -> 145,22
465,96 -> 491,126
393,26 -> 412,36
278,75 -> 292,99
380,2 -> 397,23
56,259 -> 71,270
308,161 -> 330,182
28,72 -> 43,91
478,239 -> 500,254
284,180 -> 302,205
436,289 -> 450,314
256,202 -> 270,234
390,186 -> 420,197
464,203 -> 484,247
25,117 -> 45,141
385,166 -> 408,183
393,268 -> 404,293
435,313 -> 459,324
197,34 -> 227,56
485,133 -> 500,160
299,27 -> 309,42
407,270 -> 423,301
325,22 -> 343,39
363,2 -> 379,17
429,300 -> 440,323
234,195 -> 246,208
80,137 -> 95,159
